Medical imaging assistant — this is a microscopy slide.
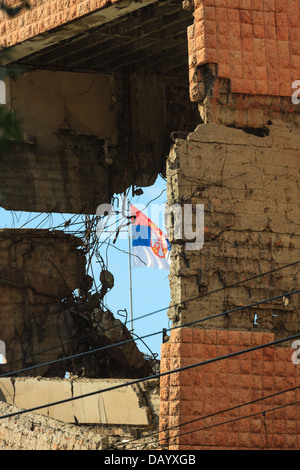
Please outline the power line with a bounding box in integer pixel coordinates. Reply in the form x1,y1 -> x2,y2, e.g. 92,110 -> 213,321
1,329 -> 300,421
123,259 -> 300,324
1,287 -> 299,378
1,257 -> 298,372
157,398 -> 300,450
115,379 -> 300,450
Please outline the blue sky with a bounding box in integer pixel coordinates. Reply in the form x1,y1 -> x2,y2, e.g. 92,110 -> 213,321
104,175 -> 171,359
0,175 -> 171,360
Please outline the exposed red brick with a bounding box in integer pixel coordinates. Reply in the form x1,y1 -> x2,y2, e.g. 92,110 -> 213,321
160,328 -> 300,450
188,0 -> 300,99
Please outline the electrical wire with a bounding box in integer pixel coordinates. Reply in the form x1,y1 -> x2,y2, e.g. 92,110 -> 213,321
3,185 -> 299,449
1,287 -> 299,378
102,258 -> 300,327
1,259 -> 299,373
156,398 -> 300,450
112,376 -> 300,450
2,205 -> 300,434
1,328 -> 300,421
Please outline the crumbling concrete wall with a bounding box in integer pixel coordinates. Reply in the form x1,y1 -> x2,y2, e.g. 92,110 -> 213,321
0,401 -> 108,450
160,327 -> 300,450
0,228 -> 86,373
0,228 -> 154,379
164,0 -> 300,343
0,68 -> 198,214
164,2 -> 300,342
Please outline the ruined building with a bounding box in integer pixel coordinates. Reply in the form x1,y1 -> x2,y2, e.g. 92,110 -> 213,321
0,0 -> 198,377
0,0 -> 300,451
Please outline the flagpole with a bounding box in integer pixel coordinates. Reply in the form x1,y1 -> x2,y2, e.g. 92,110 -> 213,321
127,197 -> 134,333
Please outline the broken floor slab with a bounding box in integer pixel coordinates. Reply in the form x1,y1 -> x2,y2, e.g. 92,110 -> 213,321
0,377 -> 160,428
0,228 -> 154,379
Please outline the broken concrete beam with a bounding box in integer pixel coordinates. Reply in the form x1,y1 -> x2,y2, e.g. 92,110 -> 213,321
0,376 -> 160,428
0,228 -> 156,379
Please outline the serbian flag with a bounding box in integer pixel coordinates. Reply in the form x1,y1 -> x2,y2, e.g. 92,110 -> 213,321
130,205 -> 171,270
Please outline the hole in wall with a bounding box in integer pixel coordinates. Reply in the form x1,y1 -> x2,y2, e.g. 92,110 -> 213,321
241,127 -> 270,138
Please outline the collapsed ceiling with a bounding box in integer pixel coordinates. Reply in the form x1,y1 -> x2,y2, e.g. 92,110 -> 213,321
8,0 -> 192,80
0,0 -> 197,378
0,0 -> 199,216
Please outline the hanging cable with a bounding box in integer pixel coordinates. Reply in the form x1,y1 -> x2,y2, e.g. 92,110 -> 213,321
1,287 -> 299,378
1,329 -> 300,420
112,378 -> 300,450
155,397 -> 300,450
1,257 -> 299,375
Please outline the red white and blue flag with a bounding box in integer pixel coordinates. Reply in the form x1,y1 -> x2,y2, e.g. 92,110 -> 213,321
130,205 -> 171,270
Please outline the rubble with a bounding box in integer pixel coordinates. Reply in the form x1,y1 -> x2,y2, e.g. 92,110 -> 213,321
0,228 -> 155,379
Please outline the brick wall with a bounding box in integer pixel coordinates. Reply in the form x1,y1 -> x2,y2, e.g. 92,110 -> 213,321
160,327 -> 300,450
188,0 -> 300,100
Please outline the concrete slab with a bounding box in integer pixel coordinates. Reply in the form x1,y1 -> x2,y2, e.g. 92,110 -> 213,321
0,377 -> 158,426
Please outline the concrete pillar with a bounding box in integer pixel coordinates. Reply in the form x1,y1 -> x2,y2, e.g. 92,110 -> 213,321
160,0 -> 300,450
166,122 -> 300,340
